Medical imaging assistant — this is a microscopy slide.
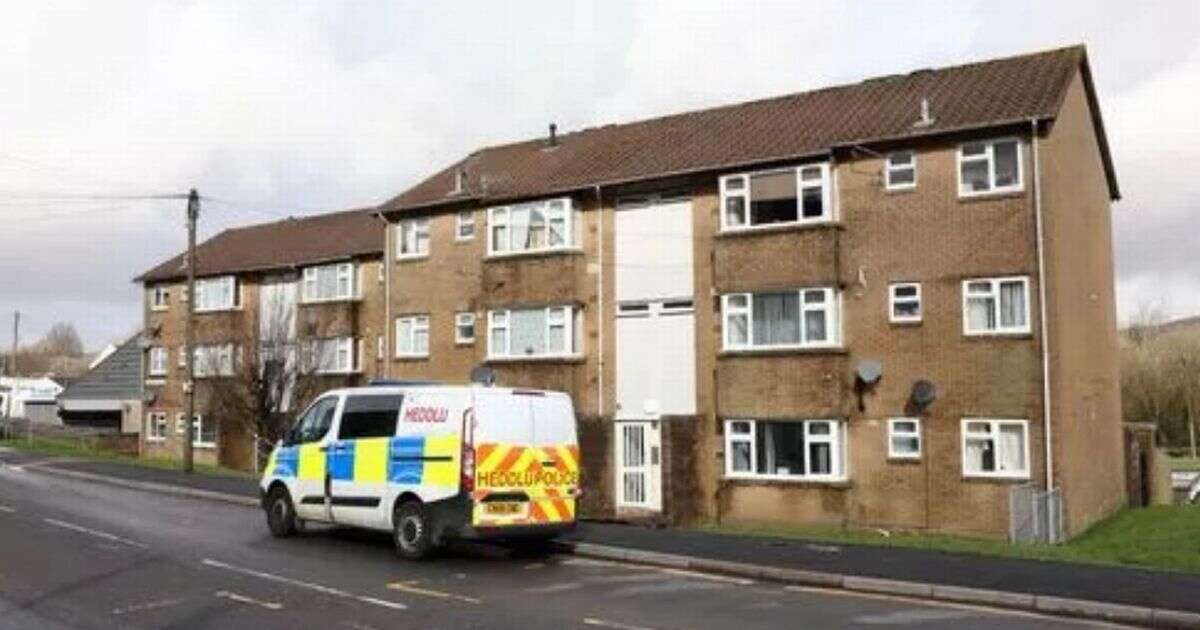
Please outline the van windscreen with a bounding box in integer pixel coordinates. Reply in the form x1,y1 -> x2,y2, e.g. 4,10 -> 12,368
338,395 -> 403,440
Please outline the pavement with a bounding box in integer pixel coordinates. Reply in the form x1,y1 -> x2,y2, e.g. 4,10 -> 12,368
2,447 -> 1198,628
0,450 -> 1101,630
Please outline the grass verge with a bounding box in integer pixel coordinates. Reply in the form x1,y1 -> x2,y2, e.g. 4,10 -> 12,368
0,435 -> 253,479
1168,456 -> 1200,472
700,505 -> 1200,574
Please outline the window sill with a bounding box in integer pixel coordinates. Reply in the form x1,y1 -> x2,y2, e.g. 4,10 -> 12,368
484,247 -> 584,262
957,188 -> 1026,203
395,255 -> 430,263
485,354 -> 586,365
145,437 -> 166,443
884,185 -> 917,195
454,237 -> 475,244
195,308 -> 241,315
150,306 -> 169,313
963,330 -> 1033,339
716,220 -> 841,239
393,355 -> 430,362
455,340 -> 475,347
719,346 -> 846,358
722,476 -> 851,489
300,297 -> 361,306
145,377 -> 167,385
889,320 -> 923,327
961,473 -> 1031,483
887,456 -> 922,465
193,443 -> 217,450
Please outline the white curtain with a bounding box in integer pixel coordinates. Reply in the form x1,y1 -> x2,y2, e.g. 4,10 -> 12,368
753,293 -> 800,345
510,308 -> 546,356
510,206 -> 530,251
998,425 -> 1025,472
967,296 -> 995,330
1000,282 -> 1026,328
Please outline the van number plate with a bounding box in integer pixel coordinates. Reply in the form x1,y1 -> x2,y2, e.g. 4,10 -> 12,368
485,502 -> 523,515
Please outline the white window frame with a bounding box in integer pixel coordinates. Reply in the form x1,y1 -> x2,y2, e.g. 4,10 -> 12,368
888,282 -> 922,324
721,288 -> 840,351
885,151 -> 917,191
394,315 -> 430,358
146,412 -> 167,442
455,312 -> 476,345
957,138 -> 1024,198
719,163 -> 834,232
887,418 -> 922,459
302,262 -> 357,303
962,276 -> 1031,336
960,419 -> 1030,479
396,218 -> 430,259
487,306 -> 579,359
306,336 -> 358,375
194,276 -> 238,313
486,197 -> 575,256
150,286 -> 170,311
455,210 -> 475,241
723,419 -> 846,482
185,413 -> 215,449
148,347 -> 169,377
192,343 -> 235,378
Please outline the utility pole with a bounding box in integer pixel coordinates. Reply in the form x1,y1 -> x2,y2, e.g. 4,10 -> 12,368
10,310 -> 18,376
183,189 -> 199,473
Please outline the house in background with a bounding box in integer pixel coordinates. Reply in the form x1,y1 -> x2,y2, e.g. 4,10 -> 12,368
56,332 -> 144,432
0,376 -> 64,424
374,44 -> 1123,541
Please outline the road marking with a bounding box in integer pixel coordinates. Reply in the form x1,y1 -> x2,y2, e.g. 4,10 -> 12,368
112,598 -> 184,615
386,580 -> 482,604
43,518 -> 148,548
658,568 -> 753,585
201,559 -> 407,611
582,618 -> 657,630
0,505 -> 15,513
215,590 -> 283,611
523,582 -> 582,594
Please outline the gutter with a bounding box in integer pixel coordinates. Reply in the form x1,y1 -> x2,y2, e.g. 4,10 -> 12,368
594,185 -> 605,417
1030,119 -> 1055,505
374,211 -> 392,379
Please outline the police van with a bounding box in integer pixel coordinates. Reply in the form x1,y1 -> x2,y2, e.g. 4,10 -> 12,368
260,381 -> 580,559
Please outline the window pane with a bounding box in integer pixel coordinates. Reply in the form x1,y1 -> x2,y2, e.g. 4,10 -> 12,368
965,437 -> 993,472
808,421 -> 831,435
892,436 -> 920,455
805,309 -> 827,342
800,185 -> 824,218
962,143 -> 986,157
888,167 -> 915,187
893,420 -> 917,433
752,292 -> 800,345
894,300 -> 920,318
730,421 -> 751,434
966,421 -> 992,434
999,281 -> 1026,328
967,281 -> 992,294
527,208 -> 546,249
396,320 -> 412,353
492,224 -> 508,252
548,323 -> 565,353
799,166 -> 823,181
490,328 -> 507,355
994,141 -> 1019,187
727,313 -> 748,346
998,424 -> 1026,472
724,176 -> 745,191
724,196 -> 746,227
893,285 -> 917,298
888,152 -> 913,166
510,308 -> 547,356
961,159 -> 990,192
809,442 -> 832,474
338,395 -> 402,440
731,441 -> 751,472
749,171 -> 797,225
967,296 -> 995,331
727,294 -> 748,309
756,422 -> 805,476
413,327 -> 429,354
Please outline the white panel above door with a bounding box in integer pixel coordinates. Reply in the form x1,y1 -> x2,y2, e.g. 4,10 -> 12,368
615,197 -> 694,302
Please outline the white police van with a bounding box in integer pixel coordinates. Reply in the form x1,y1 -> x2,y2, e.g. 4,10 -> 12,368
260,381 -> 580,559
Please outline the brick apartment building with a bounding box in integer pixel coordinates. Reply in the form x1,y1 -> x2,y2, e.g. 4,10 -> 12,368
373,45 -> 1124,539
135,209 -> 386,471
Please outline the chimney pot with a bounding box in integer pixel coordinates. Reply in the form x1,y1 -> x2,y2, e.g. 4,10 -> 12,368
549,123 -> 558,147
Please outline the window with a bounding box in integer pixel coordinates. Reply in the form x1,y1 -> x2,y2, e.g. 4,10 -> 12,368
487,198 -> 573,255
962,419 -> 1029,478
958,139 -> 1022,196
194,276 -> 238,312
192,344 -> 235,377
148,347 -> 168,377
147,412 -> 167,441
885,151 -> 917,190
175,413 -> 213,448
305,337 -> 357,374
488,306 -> 579,358
888,418 -> 921,459
302,263 -> 356,302
724,419 -> 845,481
455,312 -> 476,344
456,210 -> 475,241
963,276 -> 1030,335
722,288 -> 839,350
719,163 -> 832,230
337,395 -> 402,440
395,315 -> 430,358
288,396 -> 338,445
397,218 -> 430,258
889,282 -> 922,324
150,286 -> 170,311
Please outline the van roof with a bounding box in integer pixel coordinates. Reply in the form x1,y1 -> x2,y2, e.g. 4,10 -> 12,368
320,384 -> 563,398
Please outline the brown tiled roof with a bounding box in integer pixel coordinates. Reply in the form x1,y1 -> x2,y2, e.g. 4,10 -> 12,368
383,45 -> 1117,212
135,207 -> 383,283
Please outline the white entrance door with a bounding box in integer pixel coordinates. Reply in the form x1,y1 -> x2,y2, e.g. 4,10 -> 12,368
615,421 -> 662,510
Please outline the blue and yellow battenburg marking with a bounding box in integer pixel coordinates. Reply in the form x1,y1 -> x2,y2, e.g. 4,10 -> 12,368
268,434 -> 459,486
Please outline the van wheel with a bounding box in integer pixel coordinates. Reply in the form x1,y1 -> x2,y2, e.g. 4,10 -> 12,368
393,502 -> 433,560
265,486 -> 297,538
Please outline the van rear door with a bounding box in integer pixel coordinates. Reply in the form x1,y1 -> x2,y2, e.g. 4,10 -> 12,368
472,390 -> 579,529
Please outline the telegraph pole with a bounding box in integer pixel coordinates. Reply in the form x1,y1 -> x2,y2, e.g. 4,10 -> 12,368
183,189 -> 199,473
10,311 -> 18,376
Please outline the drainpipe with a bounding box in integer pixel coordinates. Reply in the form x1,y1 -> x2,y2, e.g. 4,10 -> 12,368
595,185 -> 605,418
375,211 -> 392,379
1031,119 -> 1053,496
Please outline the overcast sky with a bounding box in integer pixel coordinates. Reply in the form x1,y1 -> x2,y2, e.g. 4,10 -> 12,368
1,1 -> 1197,351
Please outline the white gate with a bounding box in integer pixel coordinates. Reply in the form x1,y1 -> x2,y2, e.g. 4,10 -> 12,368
615,421 -> 661,510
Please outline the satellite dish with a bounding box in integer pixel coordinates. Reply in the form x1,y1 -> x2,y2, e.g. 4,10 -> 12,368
469,365 -> 497,387
910,379 -> 937,409
855,360 -> 883,385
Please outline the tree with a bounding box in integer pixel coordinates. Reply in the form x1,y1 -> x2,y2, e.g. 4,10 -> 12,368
38,322 -> 84,357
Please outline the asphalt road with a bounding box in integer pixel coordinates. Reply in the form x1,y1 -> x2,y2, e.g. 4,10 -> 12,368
0,457 -> 1115,630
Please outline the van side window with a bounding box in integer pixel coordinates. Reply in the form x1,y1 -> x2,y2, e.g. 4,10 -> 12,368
291,397 -> 338,444
338,395 -> 403,440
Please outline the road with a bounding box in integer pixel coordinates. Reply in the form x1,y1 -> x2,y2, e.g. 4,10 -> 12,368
0,456 -> 1114,630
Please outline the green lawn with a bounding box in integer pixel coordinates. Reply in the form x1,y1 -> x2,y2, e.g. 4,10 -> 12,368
701,505 -> 1200,574
1168,456 -> 1200,472
0,434 -> 254,479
